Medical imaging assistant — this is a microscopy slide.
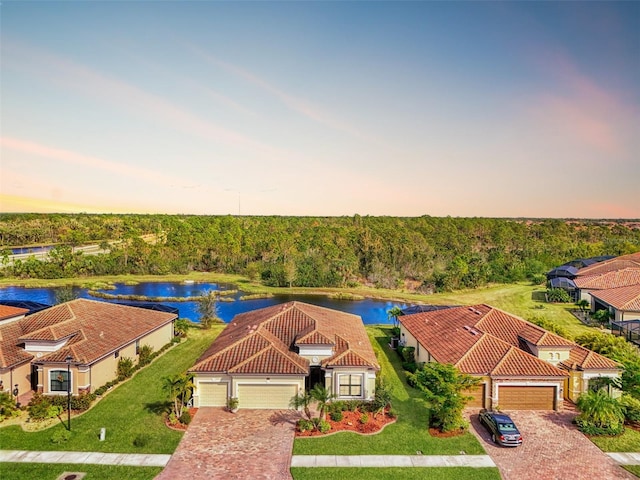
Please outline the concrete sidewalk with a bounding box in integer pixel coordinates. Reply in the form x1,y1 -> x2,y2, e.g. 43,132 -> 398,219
608,453 -> 640,466
0,450 -> 170,467
291,454 -> 496,468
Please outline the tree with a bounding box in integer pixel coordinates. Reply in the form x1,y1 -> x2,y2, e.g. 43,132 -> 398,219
289,390 -> 314,421
197,290 -> 221,329
310,384 -> 336,421
408,362 -> 480,432
576,388 -> 625,436
592,309 -> 611,327
162,373 -> 194,419
54,285 -> 77,304
387,306 -> 404,329
576,299 -> 590,313
174,318 -> 192,337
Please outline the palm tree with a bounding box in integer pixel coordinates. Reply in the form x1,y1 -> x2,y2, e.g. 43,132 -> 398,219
576,388 -> 624,434
310,384 -> 336,421
289,390 -> 314,420
576,299 -> 589,314
387,306 -> 403,329
174,318 -> 192,337
162,373 -> 194,418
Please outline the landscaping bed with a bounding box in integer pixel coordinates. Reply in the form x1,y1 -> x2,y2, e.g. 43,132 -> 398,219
296,408 -> 395,437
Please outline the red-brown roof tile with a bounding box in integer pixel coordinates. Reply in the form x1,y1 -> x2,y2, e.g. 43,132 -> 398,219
0,305 -> 29,322
576,252 -> 640,277
574,268 -> 640,290
191,302 -> 378,375
589,284 -> 640,312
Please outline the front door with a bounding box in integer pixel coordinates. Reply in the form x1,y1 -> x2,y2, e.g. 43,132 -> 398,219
30,364 -> 39,391
306,366 -> 324,391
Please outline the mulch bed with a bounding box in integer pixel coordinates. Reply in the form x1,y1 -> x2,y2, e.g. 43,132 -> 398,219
296,409 -> 395,437
429,427 -> 466,438
165,408 -> 198,431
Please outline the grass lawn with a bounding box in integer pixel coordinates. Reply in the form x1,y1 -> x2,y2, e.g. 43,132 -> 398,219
588,428 -> 640,452
0,325 -> 225,453
0,463 -> 162,480
624,465 -> 640,477
293,326 -> 485,456
290,467 -> 500,480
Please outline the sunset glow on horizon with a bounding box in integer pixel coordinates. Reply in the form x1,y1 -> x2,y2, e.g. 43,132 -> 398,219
1,2 -> 638,218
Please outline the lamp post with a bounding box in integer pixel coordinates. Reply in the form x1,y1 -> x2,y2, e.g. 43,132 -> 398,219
65,355 -> 72,431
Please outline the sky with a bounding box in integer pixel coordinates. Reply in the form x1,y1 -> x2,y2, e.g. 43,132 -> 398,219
1,1 -> 639,218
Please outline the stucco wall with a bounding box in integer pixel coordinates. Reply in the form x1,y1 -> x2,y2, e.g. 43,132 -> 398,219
139,323 -> 174,353
399,325 -> 431,363
0,362 -> 32,398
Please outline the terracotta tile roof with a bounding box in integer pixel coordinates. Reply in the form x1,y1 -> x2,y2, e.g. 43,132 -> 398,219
191,302 -> 379,375
400,304 -> 617,376
13,299 -> 176,365
574,268 -> 640,290
576,252 -> 640,277
560,345 -> 619,370
0,305 -> 29,322
589,284 -> 640,312
0,320 -> 34,369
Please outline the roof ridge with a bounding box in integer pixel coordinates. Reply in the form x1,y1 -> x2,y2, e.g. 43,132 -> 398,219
454,334 -> 486,368
489,345 -> 514,375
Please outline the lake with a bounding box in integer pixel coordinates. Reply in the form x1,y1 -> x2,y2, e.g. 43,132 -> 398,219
0,282 -> 408,324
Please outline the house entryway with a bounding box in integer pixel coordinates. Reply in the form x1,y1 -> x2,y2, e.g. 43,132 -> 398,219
155,407 -> 296,480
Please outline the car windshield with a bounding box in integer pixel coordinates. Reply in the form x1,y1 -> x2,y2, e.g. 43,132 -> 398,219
498,422 -> 517,432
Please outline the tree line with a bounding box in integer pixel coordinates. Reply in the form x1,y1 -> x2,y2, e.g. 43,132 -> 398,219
1,213 -> 639,291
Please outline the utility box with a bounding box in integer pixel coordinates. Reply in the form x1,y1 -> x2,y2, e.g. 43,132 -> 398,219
99,428 -> 106,441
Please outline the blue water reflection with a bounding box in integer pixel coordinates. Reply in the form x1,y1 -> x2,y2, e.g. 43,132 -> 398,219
0,282 -> 407,324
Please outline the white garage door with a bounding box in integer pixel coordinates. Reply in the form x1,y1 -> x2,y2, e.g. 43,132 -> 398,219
198,382 -> 228,407
237,384 -> 298,409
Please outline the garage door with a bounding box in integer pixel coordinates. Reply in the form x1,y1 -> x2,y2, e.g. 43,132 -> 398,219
237,384 -> 298,409
462,384 -> 485,408
499,386 -> 555,410
198,382 -> 228,407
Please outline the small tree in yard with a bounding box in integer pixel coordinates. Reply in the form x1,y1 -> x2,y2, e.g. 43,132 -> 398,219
576,299 -> 590,313
310,384 -> 336,421
162,372 -> 194,420
592,309 -> 611,327
576,388 -> 625,436
289,390 -> 314,421
409,362 -> 479,433
197,290 -> 222,329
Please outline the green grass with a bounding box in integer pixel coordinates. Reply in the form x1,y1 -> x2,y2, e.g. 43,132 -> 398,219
0,326 -> 225,453
293,326 -> 485,455
624,465 -> 640,478
290,467 -> 500,480
0,463 -> 162,480
588,427 -> 640,452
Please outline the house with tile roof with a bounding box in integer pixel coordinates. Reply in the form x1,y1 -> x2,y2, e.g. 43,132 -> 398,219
190,301 -> 379,409
574,252 -> 640,278
589,284 -> 640,322
0,299 -> 176,400
399,304 -> 620,411
574,268 -> 640,302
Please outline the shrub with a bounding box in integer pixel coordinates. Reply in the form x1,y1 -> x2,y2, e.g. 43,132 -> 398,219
94,386 -> 107,396
168,412 -> 178,425
546,288 -> 571,303
0,391 -> 20,421
344,400 -> 360,412
133,433 -> 150,447
138,344 -> 154,366
576,389 -> 625,436
117,357 -> 135,379
621,394 -> 640,424
402,361 -> 418,373
50,428 -> 71,444
28,394 -> 53,420
179,410 -> 192,425
318,420 -> 331,433
296,419 -> 314,432
387,408 -> 397,418
329,410 -> 343,422
359,413 -> 369,424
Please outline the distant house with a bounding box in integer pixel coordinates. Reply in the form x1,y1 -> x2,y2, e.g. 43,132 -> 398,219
589,284 -> 640,322
0,299 -> 176,399
191,302 -> 379,409
399,304 -> 620,411
574,268 -> 640,302
574,252 -> 640,279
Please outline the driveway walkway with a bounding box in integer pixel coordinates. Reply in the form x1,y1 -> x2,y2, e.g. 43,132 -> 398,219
155,408 -> 296,480
468,410 -> 636,480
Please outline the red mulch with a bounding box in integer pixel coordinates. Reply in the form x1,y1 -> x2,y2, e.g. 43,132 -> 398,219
164,408 -> 198,431
428,427 -> 466,438
296,409 -> 395,437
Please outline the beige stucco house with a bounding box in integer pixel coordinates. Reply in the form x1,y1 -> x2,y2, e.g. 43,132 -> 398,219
0,299 -> 176,400
399,304 -> 620,411
191,301 -> 379,409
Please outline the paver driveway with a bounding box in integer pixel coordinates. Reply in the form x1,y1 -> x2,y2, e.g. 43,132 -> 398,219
155,408 -> 297,480
468,410 -> 635,480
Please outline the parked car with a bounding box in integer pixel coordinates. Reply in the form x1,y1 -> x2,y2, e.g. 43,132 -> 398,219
478,410 -> 523,447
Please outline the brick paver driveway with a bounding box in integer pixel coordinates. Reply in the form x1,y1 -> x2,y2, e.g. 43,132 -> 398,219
156,408 -> 297,480
468,410 -> 635,480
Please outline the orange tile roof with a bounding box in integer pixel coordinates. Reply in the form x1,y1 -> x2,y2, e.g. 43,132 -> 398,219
191,302 -> 379,375
0,305 -> 29,322
589,284 -> 640,312
574,268 -> 640,290
400,304 -> 617,376
12,299 -> 176,365
576,252 -> 640,277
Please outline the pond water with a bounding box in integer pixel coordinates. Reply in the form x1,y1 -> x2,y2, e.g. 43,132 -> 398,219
0,282 -> 407,324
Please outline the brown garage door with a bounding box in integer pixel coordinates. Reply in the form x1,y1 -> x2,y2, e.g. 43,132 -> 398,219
499,386 -> 555,410
462,384 -> 485,408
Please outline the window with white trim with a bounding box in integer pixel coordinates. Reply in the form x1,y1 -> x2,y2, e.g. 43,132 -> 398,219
50,370 -> 70,392
338,374 -> 363,397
